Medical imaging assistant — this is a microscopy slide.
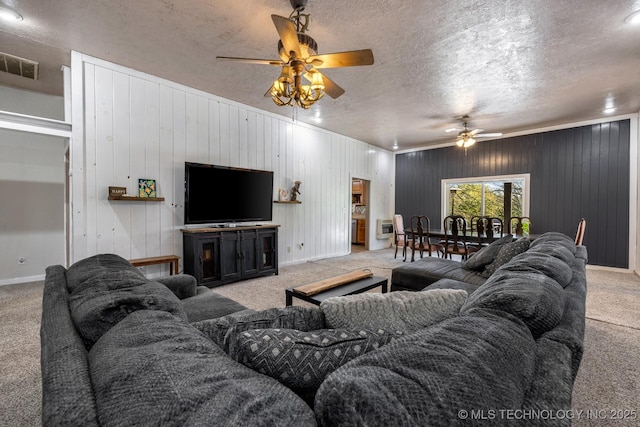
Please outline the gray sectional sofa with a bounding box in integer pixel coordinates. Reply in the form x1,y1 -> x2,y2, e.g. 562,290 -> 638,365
41,232 -> 587,426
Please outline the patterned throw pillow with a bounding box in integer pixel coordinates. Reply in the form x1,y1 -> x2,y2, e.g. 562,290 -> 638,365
481,237 -> 531,278
193,306 -> 325,355
233,328 -> 400,405
462,235 -> 514,271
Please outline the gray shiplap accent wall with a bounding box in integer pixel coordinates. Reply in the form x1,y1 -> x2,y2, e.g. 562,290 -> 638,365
395,119 -> 630,268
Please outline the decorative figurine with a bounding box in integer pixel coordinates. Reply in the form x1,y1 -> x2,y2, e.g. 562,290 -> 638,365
290,181 -> 301,201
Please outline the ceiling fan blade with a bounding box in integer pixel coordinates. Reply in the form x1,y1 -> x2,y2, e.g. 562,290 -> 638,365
272,15 -> 301,59
476,133 -> 503,138
445,127 -> 462,133
305,69 -> 345,98
469,128 -> 484,135
308,49 -> 374,68
216,56 -> 283,66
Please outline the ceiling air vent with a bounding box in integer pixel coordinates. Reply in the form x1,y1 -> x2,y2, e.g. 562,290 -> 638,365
0,52 -> 39,80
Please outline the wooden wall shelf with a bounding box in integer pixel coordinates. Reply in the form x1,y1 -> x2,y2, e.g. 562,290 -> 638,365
274,200 -> 301,204
108,196 -> 165,202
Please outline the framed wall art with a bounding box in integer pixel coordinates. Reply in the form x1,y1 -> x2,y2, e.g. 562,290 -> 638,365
138,179 -> 157,198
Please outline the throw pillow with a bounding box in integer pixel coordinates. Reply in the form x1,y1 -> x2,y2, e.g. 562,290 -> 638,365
192,306 -> 325,355
233,328 -> 401,405
320,289 -> 468,333
462,235 -> 514,271
481,237 -> 531,278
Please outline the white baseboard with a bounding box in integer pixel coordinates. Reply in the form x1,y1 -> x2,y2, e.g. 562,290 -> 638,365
278,251 -> 351,267
0,274 -> 45,287
585,264 -> 633,274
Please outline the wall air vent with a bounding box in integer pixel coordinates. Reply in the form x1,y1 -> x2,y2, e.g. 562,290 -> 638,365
0,52 -> 39,80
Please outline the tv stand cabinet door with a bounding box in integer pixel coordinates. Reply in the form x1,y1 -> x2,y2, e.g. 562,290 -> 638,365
240,230 -> 260,277
258,229 -> 278,273
220,232 -> 242,282
183,234 -> 221,285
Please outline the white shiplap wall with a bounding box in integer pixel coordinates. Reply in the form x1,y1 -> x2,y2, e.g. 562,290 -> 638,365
70,52 -> 394,275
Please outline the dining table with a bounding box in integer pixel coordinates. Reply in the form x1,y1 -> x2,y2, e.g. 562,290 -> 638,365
404,228 -> 539,261
404,228 -> 537,245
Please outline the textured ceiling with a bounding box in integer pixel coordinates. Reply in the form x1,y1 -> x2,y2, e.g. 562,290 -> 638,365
1,0 -> 639,151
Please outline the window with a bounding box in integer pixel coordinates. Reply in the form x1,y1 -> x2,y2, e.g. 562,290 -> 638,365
442,174 -> 530,226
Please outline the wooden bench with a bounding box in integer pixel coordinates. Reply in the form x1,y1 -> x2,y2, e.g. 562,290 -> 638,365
129,255 -> 180,275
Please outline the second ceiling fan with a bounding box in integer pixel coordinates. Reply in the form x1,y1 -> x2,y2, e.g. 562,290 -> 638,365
446,115 -> 503,148
216,0 -> 374,109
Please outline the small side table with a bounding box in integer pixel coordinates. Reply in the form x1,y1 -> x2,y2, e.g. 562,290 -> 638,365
286,276 -> 388,306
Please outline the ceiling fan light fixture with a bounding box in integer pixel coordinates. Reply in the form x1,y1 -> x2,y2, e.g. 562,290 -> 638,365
278,65 -> 293,84
624,10 -> 640,25
0,6 -> 22,21
464,137 -> 476,148
219,1 -> 373,110
270,64 -> 325,109
310,71 -> 324,91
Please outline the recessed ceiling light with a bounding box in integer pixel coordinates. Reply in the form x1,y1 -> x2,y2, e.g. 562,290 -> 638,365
603,107 -> 617,114
0,6 -> 23,21
392,140 -> 399,150
624,10 -> 640,25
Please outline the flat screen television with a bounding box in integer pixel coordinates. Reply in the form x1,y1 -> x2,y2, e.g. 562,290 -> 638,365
184,162 -> 273,225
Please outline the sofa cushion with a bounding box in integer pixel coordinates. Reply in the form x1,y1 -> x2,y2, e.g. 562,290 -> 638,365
180,290 -> 250,323
314,312 -> 536,425
66,254 -> 143,295
320,289 -> 468,333
69,281 -> 187,349
499,251 -> 573,288
424,278 -> 482,295
481,236 -> 531,278
391,257 -> 487,291
462,235 -> 514,271
154,274 -> 198,299
192,306 -> 325,355
528,232 -> 577,266
88,310 -> 316,426
529,231 -> 577,253
233,328 -> 400,405
461,268 -> 566,338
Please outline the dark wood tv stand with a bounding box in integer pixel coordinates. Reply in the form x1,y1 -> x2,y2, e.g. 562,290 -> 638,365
181,225 -> 279,287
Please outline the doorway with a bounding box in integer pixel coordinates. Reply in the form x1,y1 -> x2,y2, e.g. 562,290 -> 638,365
0,128 -> 67,284
351,177 -> 370,252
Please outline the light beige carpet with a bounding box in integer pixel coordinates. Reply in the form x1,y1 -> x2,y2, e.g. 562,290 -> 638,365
1,248 -> 638,426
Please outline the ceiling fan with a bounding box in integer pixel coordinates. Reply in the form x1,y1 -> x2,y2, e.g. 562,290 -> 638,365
216,0 -> 374,109
446,115 -> 503,148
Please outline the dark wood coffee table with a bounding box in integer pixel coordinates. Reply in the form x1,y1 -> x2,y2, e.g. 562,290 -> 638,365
285,276 -> 388,306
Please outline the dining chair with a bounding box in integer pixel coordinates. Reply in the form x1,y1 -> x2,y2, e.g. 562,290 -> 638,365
442,215 -> 478,260
408,215 -> 444,262
393,214 -> 410,260
470,216 -> 503,248
508,216 -> 532,236
575,218 -> 586,245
